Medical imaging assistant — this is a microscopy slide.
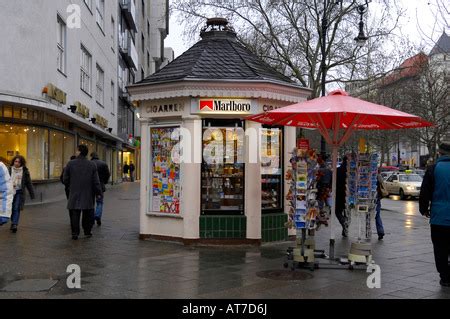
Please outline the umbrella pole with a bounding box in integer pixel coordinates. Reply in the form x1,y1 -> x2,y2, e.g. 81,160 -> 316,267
329,144 -> 338,261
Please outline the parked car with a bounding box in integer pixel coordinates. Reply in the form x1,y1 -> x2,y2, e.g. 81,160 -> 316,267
383,173 -> 423,200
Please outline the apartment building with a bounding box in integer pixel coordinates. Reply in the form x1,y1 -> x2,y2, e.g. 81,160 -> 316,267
117,0 -> 171,180
0,0 -> 169,202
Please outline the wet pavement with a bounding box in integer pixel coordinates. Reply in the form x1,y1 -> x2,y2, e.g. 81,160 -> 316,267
0,182 -> 449,299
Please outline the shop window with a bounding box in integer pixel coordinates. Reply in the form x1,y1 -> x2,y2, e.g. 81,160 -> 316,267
63,134 -> 75,164
3,106 -> 12,118
50,130 -> 64,179
149,127 -> 181,215
97,143 -> 106,161
13,108 -> 21,119
261,127 -> 283,213
201,119 -> 245,215
0,125 -> 48,180
21,108 -> 28,120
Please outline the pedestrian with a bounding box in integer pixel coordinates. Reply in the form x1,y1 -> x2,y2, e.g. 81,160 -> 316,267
123,163 -> 130,182
336,156 -> 348,237
129,161 -> 135,182
91,152 -> 111,226
419,139 -> 450,287
8,155 -> 35,233
0,161 -> 14,226
375,170 -> 388,240
60,156 -> 77,199
316,155 -> 332,226
63,145 -> 102,240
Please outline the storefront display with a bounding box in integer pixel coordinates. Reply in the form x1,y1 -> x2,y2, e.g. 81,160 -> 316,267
285,146 -> 321,269
150,127 -> 181,215
261,128 -> 283,212
285,147 -> 320,230
346,152 -> 379,240
201,122 -> 245,215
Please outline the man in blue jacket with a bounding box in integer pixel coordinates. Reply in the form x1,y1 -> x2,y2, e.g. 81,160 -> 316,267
419,140 -> 450,287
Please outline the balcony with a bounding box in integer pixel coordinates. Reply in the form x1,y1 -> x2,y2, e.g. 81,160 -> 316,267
120,0 -> 137,32
119,31 -> 138,70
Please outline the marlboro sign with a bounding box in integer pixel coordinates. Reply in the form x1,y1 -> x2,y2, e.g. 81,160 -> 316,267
192,98 -> 257,115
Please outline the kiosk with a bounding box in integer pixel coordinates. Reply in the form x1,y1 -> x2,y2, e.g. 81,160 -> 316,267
128,18 -> 311,245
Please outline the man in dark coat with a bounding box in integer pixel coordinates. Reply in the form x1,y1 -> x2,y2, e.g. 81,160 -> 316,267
91,152 -> 110,226
123,163 -> 130,182
336,156 -> 348,237
419,140 -> 450,287
60,156 -> 77,199
129,161 -> 135,182
63,145 -> 102,240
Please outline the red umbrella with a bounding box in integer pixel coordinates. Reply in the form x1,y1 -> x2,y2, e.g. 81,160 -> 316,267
247,90 -> 433,254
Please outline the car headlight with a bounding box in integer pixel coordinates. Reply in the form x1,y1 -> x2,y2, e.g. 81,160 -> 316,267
406,186 -> 415,190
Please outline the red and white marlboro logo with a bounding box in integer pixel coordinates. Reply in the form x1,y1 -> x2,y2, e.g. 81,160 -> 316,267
198,99 -> 252,112
200,100 -> 214,111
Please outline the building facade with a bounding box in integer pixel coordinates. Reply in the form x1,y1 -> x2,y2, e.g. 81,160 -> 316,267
0,0 -> 169,203
118,0 -> 171,181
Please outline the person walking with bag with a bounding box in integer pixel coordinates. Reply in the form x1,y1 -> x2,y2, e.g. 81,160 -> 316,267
0,161 -> 14,226
63,145 -> 102,240
8,156 -> 35,233
420,140 -> 450,287
90,152 -> 110,226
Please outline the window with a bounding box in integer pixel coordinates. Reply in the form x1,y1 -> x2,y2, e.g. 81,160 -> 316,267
387,175 -> 398,182
96,0 -> 105,30
111,17 -> 116,50
111,81 -> 115,114
142,33 -> 145,53
0,125 -> 48,180
84,0 -> 93,12
147,21 -> 150,39
63,134 -> 75,165
50,130 -> 64,179
141,68 -> 145,81
142,0 -> 145,18
149,127 -> 181,214
80,45 -> 92,95
57,16 -> 66,74
96,64 -> 104,106
147,51 -> 150,69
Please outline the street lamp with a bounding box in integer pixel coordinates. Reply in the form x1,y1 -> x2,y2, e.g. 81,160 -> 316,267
320,0 -> 370,157
319,0 -> 370,260
354,4 -> 369,47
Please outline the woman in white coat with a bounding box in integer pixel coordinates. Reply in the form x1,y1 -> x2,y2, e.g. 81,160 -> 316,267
0,161 -> 14,225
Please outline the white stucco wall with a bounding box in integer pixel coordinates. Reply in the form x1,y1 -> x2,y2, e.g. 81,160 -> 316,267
0,0 -> 119,134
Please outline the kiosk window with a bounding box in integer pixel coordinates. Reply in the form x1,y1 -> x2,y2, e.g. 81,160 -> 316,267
261,127 -> 283,213
201,119 -> 245,215
150,127 -> 181,215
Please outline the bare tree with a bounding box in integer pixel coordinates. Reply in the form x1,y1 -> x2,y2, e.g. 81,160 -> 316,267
400,61 -> 449,160
416,0 -> 449,49
171,0 -> 406,97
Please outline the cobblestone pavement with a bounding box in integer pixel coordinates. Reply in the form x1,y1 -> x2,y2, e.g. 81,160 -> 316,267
0,182 -> 449,299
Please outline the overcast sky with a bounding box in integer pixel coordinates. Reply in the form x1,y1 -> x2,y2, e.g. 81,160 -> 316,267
166,0 -> 448,59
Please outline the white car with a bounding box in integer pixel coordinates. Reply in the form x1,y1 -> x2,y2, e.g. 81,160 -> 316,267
383,173 -> 423,200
